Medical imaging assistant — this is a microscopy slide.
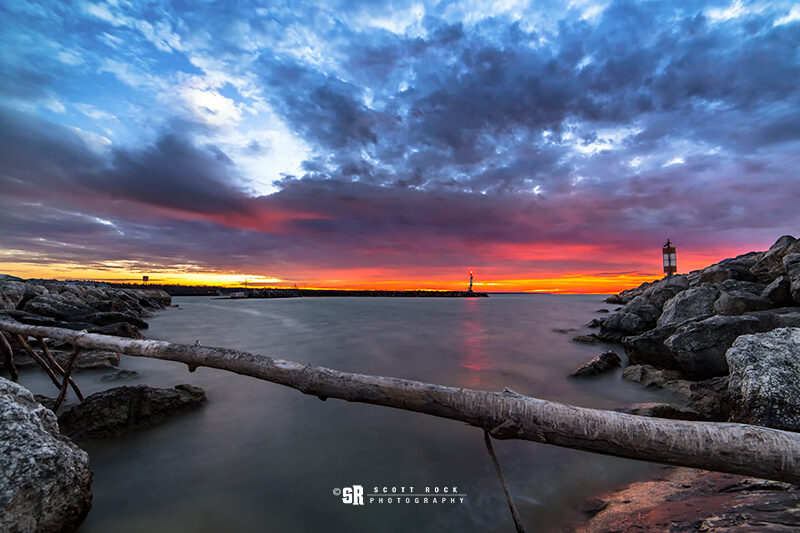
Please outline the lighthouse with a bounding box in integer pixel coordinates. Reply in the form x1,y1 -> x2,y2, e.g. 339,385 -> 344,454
663,239 -> 677,277
468,270 -> 474,292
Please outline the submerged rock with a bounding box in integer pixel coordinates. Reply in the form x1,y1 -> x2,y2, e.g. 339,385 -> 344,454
58,384 -> 207,440
571,350 -> 621,377
0,377 -> 92,533
726,328 -> 800,431
572,334 -> 602,344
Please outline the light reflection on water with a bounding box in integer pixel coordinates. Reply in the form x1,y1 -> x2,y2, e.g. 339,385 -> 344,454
17,295 -> 676,532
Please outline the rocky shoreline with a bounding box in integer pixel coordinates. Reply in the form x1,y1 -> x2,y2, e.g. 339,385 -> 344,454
571,235 -> 800,531
0,275 -> 208,532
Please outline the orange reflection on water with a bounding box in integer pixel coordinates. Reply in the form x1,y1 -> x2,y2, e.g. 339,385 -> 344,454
459,298 -> 492,387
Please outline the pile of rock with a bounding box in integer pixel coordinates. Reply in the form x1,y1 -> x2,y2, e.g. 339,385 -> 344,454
597,235 -> 800,379
0,275 -> 171,375
587,235 -> 800,431
0,274 -> 171,339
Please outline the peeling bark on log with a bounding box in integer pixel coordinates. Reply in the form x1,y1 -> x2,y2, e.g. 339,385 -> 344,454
2,319 -> 800,484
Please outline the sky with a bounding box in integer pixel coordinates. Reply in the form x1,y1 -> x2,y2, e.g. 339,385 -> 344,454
0,0 -> 798,292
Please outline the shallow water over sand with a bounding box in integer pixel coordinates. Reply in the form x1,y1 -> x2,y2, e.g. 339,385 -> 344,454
19,294 -> 676,532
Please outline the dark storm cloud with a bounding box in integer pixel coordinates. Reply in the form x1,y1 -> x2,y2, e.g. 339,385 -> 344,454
0,106 -> 249,215
2,0 -> 799,280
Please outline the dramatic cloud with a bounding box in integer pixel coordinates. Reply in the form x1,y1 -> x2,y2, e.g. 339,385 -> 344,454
1,0 -> 798,290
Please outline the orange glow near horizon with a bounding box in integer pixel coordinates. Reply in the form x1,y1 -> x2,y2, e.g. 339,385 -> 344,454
0,243 -> 760,293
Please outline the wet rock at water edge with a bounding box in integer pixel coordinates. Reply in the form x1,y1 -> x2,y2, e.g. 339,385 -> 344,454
58,384 -> 207,441
572,334 -> 602,344
571,350 -> 622,377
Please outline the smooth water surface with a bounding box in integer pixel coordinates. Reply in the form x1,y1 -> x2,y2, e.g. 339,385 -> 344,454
19,295 -> 675,532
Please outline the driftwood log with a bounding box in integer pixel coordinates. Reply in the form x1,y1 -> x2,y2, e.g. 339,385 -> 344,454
2,319 -> 800,484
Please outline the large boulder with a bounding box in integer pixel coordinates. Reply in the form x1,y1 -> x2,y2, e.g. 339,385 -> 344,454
664,310 -> 800,379
657,285 -> 719,327
712,290 -> 773,316
697,252 -> 761,284
622,324 -> 683,370
726,328 -> 800,431
0,377 -> 92,532
0,278 -> 26,311
761,275 -> 793,306
643,275 -> 689,309
749,235 -> 797,281
604,280 -> 656,305
622,295 -> 660,325
58,384 -> 206,440
784,252 -> 800,304
664,315 -> 764,378
22,293 -> 95,322
597,312 -> 646,341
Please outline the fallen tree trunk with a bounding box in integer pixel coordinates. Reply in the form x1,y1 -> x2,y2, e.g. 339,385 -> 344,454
2,319 -> 800,484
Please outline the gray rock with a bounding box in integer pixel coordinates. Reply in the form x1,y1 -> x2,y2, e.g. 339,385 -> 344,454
761,275 -> 793,306
571,350 -> 622,377
784,252 -> 800,304
0,279 -> 26,311
586,318 -> 604,328
717,279 -> 765,295
643,274 -> 689,309
0,377 -> 92,532
572,334 -> 602,344
622,324 -> 683,370
22,293 -> 95,322
85,311 -> 149,329
622,295 -> 660,326
89,322 -> 143,339
689,377 -> 731,421
621,364 -> 686,388
749,235 -> 797,281
621,364 -> 692,398
697,252 -> 760,284
657,285 -> 719,327
58,384 -> 206,440
598,312 -> 647,341
726,328 -> 800,431
665,315 -> 764,379
713,290 -> 773,316
604,280 -> 656,305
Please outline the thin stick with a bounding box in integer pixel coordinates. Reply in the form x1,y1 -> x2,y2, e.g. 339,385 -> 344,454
484,431 -> 527,533
53,346 -> 81,412
12,333 -> 62,391
36,336 -> 84,401
0,332 -> 18,381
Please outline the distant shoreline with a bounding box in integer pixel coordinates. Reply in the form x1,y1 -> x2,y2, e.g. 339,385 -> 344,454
217,288 -> 489,298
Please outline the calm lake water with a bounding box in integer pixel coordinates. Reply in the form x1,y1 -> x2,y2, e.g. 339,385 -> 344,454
19,294 -> 676,532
